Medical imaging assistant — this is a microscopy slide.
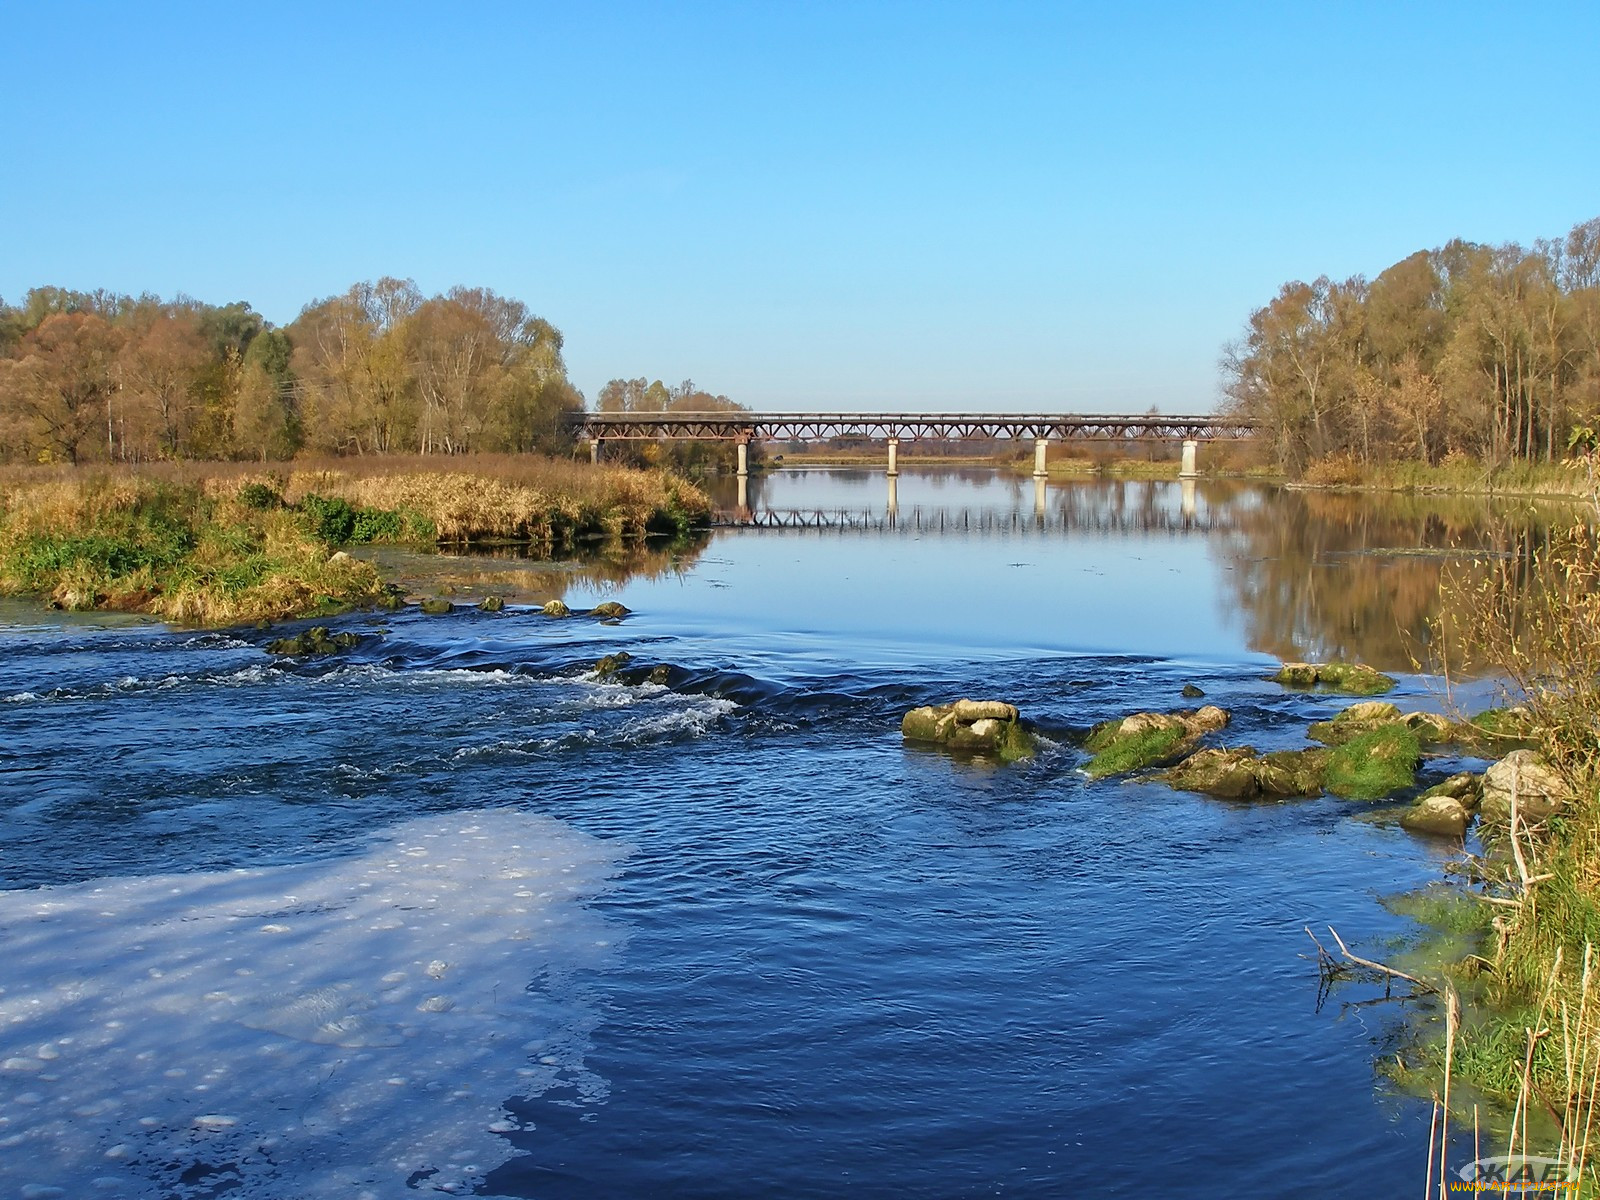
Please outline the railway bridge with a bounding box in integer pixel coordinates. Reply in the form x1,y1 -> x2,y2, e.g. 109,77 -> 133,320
569,411 -> 1256,479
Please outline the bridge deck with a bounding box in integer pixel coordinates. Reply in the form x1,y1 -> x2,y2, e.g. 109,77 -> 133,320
572,411 -> 1254,441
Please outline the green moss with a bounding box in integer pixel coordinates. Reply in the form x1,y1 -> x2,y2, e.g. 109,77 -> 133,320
1382,886 -> 1496,936
1324,725 -> 1421,799
1085,725 -> 1189,779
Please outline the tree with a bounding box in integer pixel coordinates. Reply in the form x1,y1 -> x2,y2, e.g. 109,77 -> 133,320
0,313 -> 125,463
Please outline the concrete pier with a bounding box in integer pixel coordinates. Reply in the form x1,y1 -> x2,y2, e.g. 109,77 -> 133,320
1179,438 -> 1199,478
1033,437 -> 1049,479
886,437 -> 899,477
589,438 -> 602,464
736,441 -> 749,479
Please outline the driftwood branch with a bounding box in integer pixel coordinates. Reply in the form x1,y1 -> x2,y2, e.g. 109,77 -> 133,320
1306,924 -> 1440,995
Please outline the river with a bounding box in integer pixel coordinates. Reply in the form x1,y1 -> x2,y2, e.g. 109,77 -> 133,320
0,468 -> 1570,1198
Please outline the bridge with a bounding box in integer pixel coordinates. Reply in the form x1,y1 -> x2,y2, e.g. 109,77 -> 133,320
570,411 -> 1256,479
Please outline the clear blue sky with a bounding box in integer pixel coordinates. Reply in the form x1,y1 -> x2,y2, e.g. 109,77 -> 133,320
3,2 -> 1597,412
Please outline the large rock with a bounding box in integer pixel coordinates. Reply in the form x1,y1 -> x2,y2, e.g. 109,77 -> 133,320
1083,706 -> 1231,778
1308,702 -> 1401,745
542,600 -> 571,617
591,601 -> 631,618
1273,661 -> 1396,696
1480,750 -> 1572,824
901,698 -> 1036,762
1400,794 -> 1471,837
1161,746 -> 1327,801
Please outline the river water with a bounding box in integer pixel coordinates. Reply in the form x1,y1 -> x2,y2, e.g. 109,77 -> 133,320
0,468 -> 1570,1198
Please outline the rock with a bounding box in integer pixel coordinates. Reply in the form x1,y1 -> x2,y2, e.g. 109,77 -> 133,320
1419,771 -> 1484,811
1402,711 -> 1458,743
951,699 -> 1020,723
477,596 -> 505,612
1272,661 -> 1396,696
1323,726 -> 1421,800
1083,706 -> 1231,778
594,651 -> 633,678
1181,683 -> 1206,698
419,598 -> 453,615
901,698 -> 1036,762
1480,750 -> 1572,824
327,550 -> 353,566
646,664 -> 673,685
1401,794 -> 1471,837
375,588 -> 406,612
542,600 -> 571,617
1309,701 -> 1402,746
1161,746 -> 1327,800
266,626 -> 362,657
591,601 -> 631,618
1464,707 -> 1538,747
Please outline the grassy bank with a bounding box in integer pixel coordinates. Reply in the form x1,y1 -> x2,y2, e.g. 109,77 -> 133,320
1402,470 -> 1600,1183
0,457 -> 711,625
1297,452 -> 1597,499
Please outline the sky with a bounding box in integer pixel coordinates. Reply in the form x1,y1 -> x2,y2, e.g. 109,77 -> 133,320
3,1 -> 1597,412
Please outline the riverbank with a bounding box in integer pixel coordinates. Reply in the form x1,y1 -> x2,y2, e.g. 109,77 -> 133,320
0,457 -> 712,625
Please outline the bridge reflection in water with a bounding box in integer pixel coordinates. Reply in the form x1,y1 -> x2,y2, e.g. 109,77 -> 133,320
718,475 -> 1230,535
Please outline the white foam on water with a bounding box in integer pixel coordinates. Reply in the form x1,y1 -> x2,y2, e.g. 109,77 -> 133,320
0,810 -> 627,1197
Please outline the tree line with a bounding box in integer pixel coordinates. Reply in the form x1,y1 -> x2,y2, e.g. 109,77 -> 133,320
0,277 -> 748,468
1223,216 -> 1600,475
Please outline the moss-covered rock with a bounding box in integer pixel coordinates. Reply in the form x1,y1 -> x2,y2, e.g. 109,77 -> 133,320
1323,725 -> 1421,800
594,651 -> 633,678
266,625 -> 362,657
1419,771 -> 1483,811
901,698 -> 1036,763
1161,745 -> 1328,800
1308,701 -> 1402,745
1181,683 -> 1205,698
591,601 -> 631,618
1082,706 -> 1230,778
1273,661 -> 1396,696
542,599 -> 571,617
419,598 -> 454,615
477,595 -> 505,613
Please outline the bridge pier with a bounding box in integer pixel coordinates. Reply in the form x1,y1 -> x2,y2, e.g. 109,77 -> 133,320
1033,437 -> 1049,479
886,437 -> 899,477
1179,439 -> 1199,479
736,440 -> 749,479
589,438 -> 602,465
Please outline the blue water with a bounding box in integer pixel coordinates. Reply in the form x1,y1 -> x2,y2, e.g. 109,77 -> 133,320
0,471 -> 1509,1197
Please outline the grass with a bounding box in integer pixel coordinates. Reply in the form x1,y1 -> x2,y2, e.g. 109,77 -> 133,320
1083,724 -> 1190,778
1323,725 -> 1421,799
0,456 -> 714,625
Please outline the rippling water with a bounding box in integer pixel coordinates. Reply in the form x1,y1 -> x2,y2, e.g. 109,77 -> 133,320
0,470 -> 1559,1197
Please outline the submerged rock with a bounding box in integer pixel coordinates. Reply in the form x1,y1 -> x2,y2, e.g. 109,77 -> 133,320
1161,746 -> 1328,801
901,698 -> 1035,762
266,626 -> 362,657
419,598 -> 454,615
1181,683 -> 1206,699
1273,661 -> 1396,696
1480,750 -> 1571,824
477,596 -> 505,613
541,600 -> 571,617
1082,706 -> 1231,779
1323,725 -> 1421,800
591,601 -> 631,618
